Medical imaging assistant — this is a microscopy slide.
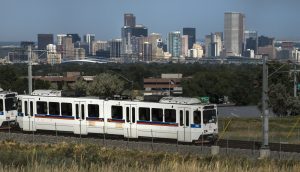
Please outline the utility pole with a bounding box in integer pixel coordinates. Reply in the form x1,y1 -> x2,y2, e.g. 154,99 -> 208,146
294,63 -> 297,97
260,55 -> 270,159
27,45 -> 32,95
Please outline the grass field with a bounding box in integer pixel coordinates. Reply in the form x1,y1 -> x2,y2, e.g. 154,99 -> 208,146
0,140 -> 300,172
219,116 -> 300,144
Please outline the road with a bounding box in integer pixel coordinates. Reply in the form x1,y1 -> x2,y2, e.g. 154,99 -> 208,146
218,105 -> 274,118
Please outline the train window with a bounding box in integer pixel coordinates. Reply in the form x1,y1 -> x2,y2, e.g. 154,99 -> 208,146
203,110 -> 217,124
88,104 -> 99,118
5,97 -> 17,111
186,111 -> 189,127
17,100 -> 22,113
49,102 -> 60,116
126,107 -> 130,122
193,110 -> 201,125
61,103 -> 72,116
180,110 -> 183,126
152,108 -> 163,122
139,107 -> 150,121
30,101 -> 33,116
75,104 -> 79,119
37,101 -> 47,114
0,99 -> 3,111
25,101 -> 28,116
111,106 -> 123,119
81,104 -> 85,119
164,109 -> 176,123
132,107 -> 135,123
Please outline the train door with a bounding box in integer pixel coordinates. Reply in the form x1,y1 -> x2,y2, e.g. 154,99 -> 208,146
178,107 -> 191,142
74,101 -> 87,135
0,98 -> 4,126
22,99 -> 35,131
124,104 -> 137,138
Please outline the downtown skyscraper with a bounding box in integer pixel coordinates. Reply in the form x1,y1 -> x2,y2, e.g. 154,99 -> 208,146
224,12 -> 245,57
168,31 -> 181,58
183,28 -> 196,49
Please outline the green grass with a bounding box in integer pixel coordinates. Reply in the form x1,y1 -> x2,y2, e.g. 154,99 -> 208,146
219,116 -> 300,143
0,140 -> 300,172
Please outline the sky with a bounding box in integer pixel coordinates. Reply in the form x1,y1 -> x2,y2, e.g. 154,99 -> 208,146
0,0 -> 299,42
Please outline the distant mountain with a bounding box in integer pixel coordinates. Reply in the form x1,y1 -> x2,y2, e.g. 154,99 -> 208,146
0,42 -> 20,47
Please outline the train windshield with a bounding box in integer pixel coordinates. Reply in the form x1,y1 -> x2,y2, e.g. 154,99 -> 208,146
203,109 -> 217,124
5,97 -> 17,111
0,99 -> 3,111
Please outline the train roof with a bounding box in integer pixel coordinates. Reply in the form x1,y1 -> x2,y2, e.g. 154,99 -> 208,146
0,88 -> 18,98
31,90 -> 62,97
159,97 -> 202,105
25,90 -> 212,106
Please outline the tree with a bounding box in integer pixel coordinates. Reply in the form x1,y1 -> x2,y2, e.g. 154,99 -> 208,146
87,73 -> 125,97
269,83 -> 289,116
34,79 -> 51,90
0,66 -> 18,90
74,77 -> 88,95
286,97 -> 300,116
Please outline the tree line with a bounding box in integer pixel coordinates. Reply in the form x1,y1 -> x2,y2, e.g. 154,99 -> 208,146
0,62 -> 299,116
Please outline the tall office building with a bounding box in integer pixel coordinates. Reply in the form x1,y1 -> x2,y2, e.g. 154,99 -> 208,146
74,48 -> 86,60
168,31 -> 182,58
57,34 -> 67,45
20,41 -> 35,49
121,13 -> 148,58
38,34 -> 54,50
124,13 -> 136,27
67,34 -> 81,43
205,32 -> 223,57
62,36 -> 74,58
183,28 -> 196,49
46,44 -> 61,65
92,41 -> 110,56
143,42 -> 152,61
188,43 -> 204,58
244,30 -> 258,54
224,12 -> 245,56
181,35 -> 189,57
148,33 -> 164,59
83,34 -> 95,55
110,39 -> 122,58
121,24 -> 148,55
258,36 -> 276,59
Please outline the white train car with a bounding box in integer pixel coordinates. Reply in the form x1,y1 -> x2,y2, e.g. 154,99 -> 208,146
0,88 -> 18,126
17,90 -> 218,142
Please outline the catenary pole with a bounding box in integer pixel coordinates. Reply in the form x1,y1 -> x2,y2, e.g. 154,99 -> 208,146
260,55 -> 270,158
27,46 -> 32,95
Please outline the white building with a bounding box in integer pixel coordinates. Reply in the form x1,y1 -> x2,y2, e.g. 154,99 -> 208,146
46,44 -> 61,65
83,34 -> 96,55
292,48 -> 300,62
188,43 -> 204,58
181,35 -> 188,57
74,48 -> 86,60
92,41 -> 109,55
57,34 -> 67,45
205,32 -> 222,57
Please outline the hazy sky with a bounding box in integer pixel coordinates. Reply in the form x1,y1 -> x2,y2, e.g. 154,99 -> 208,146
1,0 -> 299,42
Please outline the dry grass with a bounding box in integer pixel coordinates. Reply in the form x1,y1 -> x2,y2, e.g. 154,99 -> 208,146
0,140 -> 300,172
219,117 -> 300,144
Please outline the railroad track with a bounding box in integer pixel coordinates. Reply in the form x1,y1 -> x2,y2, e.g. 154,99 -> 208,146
1,126 -> 300,153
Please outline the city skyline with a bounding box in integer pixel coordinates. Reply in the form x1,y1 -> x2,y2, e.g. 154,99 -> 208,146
1,0 -> 300,42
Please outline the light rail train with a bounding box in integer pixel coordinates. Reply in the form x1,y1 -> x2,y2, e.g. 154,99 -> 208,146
10,90 -> 217,143
0,88 -> 18,126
